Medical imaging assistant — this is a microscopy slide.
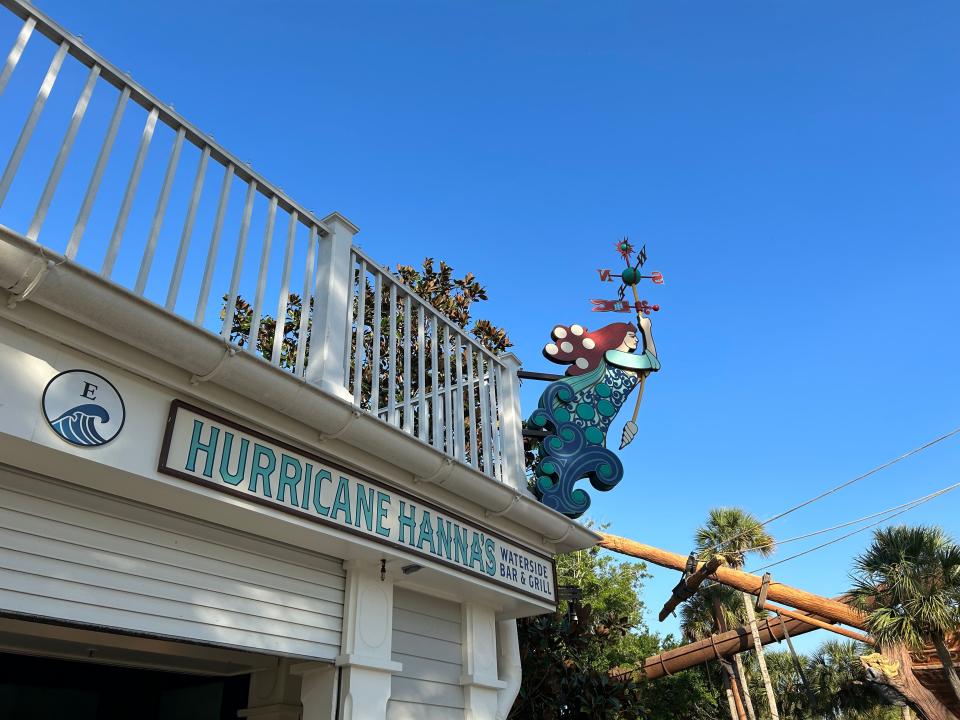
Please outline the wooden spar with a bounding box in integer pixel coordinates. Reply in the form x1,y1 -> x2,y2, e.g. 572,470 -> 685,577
629,611 -> 829,681
602,534 -> 959,718
764,603 -> 874,645
599,532 -> 866,630
658,556 -> 724,621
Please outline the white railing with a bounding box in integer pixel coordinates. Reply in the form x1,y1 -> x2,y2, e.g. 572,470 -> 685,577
0,0 -> 524,485
0,0 -> 326,376
346,248 -> 509,477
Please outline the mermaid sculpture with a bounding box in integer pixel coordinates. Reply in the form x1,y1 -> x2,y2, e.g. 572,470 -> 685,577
528,313 -> 660,518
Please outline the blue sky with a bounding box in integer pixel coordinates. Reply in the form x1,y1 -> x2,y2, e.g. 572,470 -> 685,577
2,0 -> 958,652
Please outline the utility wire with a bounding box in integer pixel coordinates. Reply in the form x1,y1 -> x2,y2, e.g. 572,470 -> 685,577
736,480 -> 960,555
712,425 -> 960,553
747,479 -> 960,573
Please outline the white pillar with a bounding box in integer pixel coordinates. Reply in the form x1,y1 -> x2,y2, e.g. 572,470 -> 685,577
292,662 -> 338,720
335,560 -> 402,720
240,658 -> 304,720
461,603 -> 507,720
305,211 -> 358,402
497,353 -> 529,495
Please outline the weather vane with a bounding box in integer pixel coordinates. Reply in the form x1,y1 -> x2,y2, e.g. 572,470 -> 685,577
527,238 -> 663,518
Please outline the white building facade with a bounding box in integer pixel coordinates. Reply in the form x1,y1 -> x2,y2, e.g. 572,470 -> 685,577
0,2 -> 596,718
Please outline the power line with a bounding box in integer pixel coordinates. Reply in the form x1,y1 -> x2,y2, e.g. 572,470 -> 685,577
712,425 -> 960,554
747,479 -> 960,573
737,480 -> 960,555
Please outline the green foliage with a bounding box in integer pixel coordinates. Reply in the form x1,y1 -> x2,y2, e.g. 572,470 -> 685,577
394,258 -> 512,353
512,606 -> 645,720
511,530 -> 652,719
849,525 -> 960,651
223,258 -> 512,372
638,665 -> 722,720
224,293 -> 306,368
680,583 -> 752,640
558,544 -> 648,618
694,506 -> 775,569
512,528 -> 720,719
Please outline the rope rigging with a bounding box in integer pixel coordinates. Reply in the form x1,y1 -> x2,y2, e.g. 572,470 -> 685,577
747,477 -> 960,572
736,478 -> 960,556
710,425 -> 960,554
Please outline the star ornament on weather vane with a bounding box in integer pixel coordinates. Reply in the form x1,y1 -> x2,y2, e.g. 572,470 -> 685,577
527,238 -> 663,518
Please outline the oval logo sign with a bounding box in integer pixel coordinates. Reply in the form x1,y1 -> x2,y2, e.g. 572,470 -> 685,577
42,370 -> 125,447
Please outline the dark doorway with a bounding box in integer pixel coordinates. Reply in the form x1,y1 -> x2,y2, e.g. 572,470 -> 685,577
0,652 -> 250,720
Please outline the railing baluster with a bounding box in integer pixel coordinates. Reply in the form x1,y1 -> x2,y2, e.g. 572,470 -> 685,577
417,307 -> 426,441
294,225 -> 318,377
0,17 -> 36,99
343,255 -> 354,387
271,211 -> 298,366
68,86 -> 130,259
221,180 -> 257,341
430,316 -> 440,449
466,343 -> 476,466
370,271 -> 383,417
454,334 -> 466,462
444,325 -> 455,456
195,163 -> 235,324
478,355 -> 492,475
387,283 -> 397,424
0,40 -> 69,209
166,144 -> 209,308
135,126 -> 184,292
352,259 -> 366,403
102,106 -> 159,277
491,360 -> 510,482
27,64 -> 100,242
402,292 -> 412,433
247,194 -> 276,351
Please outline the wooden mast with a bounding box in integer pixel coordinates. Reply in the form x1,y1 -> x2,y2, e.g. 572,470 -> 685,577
601,532 -> 959,720
598,532 -> 866,629
631,610 -> 831,681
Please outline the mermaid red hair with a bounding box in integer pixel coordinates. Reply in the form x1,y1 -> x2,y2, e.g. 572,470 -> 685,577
542,321 -> 637,376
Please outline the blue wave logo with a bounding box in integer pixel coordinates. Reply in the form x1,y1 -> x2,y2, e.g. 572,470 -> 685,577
49,404 -> 111,446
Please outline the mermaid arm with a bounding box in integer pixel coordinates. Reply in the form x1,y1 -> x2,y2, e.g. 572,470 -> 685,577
604,349 -> 660,372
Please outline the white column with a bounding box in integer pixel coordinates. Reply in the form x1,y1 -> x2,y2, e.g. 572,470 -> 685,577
305,211 -> 358,401
497,353 -> 529,495
292,662 -> 338,720
240,658 -> 304,720
335,559 -> 402,720
461,603 -> 507,720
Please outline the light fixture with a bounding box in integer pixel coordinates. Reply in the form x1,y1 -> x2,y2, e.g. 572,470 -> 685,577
402,564 -> 423,575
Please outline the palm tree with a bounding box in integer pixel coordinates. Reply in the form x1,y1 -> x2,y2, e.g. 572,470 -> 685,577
806,640 -> 898,719
681,582 -> 752,635
849,525 -> 960,706
695,507 -> 779,720
695,507 -> 776,568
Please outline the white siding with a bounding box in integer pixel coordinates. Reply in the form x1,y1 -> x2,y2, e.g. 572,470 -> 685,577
388,587 -> 464,720
0,467 -> 344,659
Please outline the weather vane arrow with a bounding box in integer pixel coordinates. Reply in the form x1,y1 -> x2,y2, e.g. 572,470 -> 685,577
591,238 -> 664,449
